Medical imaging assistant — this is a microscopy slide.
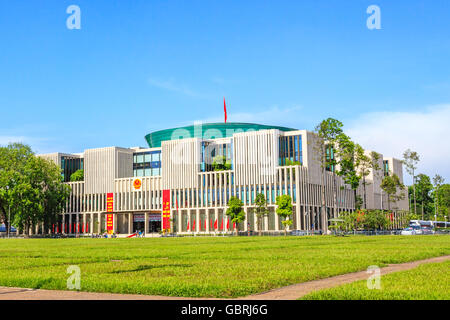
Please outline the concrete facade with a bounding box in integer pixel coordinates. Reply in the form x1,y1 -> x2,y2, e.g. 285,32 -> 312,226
37,123 -> 409,236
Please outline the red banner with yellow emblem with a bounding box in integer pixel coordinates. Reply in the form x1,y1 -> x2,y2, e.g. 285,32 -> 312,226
106,193 -> 114,212
106,193 -> 114,234
162,190 -> 171,231
106,214 -> 114,234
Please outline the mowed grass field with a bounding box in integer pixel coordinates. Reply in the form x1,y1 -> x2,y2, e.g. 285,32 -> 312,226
0,235 -> 449,298
301,260 -> 450,300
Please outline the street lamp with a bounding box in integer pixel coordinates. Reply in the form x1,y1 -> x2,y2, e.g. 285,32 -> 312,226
8,204 -> 10,239
5,185 -> 11,238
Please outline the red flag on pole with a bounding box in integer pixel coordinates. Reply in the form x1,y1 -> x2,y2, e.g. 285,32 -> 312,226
223,97 -> 227,123
210,218 -> 213,229
86,222 -> 89,233
193,219 -> 196,231
214,219 -> 218,230
204,219 -> 206,231
226,218 -> 229,230
220,218 -> 223,231
187,220 -> 190,231
199,219 -> 202,231
52,224 -> 54,234
233,222 -> 236,230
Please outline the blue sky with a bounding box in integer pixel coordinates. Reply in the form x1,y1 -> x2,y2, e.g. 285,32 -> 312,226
1,0 -> 449,182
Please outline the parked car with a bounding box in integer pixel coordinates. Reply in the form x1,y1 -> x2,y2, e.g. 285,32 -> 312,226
290,230 -> 307,236
0,224 -> 17,233
412,225 -> 423,235
401,227 -> 419,235
421,227 -> 435,235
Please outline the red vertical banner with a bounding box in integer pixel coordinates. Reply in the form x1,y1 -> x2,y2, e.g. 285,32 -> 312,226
106,214 -> 114,234
106,193 -> 114,213
106,192 -> 114,234
162,190 -> 171,231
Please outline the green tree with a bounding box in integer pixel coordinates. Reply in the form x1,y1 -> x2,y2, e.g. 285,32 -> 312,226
212,155 -> 231,171
435,184 -> 450,220
338,211 -> 356,232
432,175 -> 445,220
335,134 -> 361,208
13,156 -> 71,235
0,143 -> 34,235
0,143 -> 71,236
354,145 -> 381,209
402,212 -> 419,228
363,210 -> 389,231
70,169 -> 84,182
403,149 -> 420,216
226,196 -> 245,236
409,174 -> 434,220
313,118 -> 344,233
337,210 -> 364,232
284,158 -> 301,166
381,173 -> 406,211
254,193 -> 269,236
276,194 -> 293,236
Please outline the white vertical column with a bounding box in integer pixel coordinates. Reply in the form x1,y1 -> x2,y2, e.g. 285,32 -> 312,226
177,197 -> 182,234
244,207 -> 248,232
144,212 -> 148,236
214,208 -> 218,234
264,212 -> 269,231
196,208 -> 200,233
187,210 -> 191,234
128,213 -> 132,234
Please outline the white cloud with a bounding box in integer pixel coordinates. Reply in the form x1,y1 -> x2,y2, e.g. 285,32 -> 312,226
148,77 -> 204,98
0,136 -> 30,145
0,136 -> 57,154
346,104 -> 450,184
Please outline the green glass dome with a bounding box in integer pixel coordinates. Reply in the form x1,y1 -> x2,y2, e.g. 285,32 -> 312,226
145,122 -> 297,148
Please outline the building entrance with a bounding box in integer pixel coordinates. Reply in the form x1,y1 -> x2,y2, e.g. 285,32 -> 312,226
133,214 -> 145,234
132,213 -> 162,234
148,214 -> 161,233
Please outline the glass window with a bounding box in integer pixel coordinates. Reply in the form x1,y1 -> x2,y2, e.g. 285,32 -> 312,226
136,154 -> 144,163
144,168 -> 151,176
152,152 -> 161,162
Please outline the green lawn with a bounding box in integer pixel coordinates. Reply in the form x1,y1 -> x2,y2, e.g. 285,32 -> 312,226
301,260 -> 450,300
0,235 -> 449,298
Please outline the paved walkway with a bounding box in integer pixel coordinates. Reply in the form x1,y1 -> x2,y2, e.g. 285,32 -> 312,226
0,255 -> 448,300
243,255 -> 450,300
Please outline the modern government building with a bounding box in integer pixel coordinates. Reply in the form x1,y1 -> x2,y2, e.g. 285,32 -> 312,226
38,122 -> 409,236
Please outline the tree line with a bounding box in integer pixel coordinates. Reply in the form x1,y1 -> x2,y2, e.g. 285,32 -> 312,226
2,118 -> 447,236
0,143 -> 71,236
